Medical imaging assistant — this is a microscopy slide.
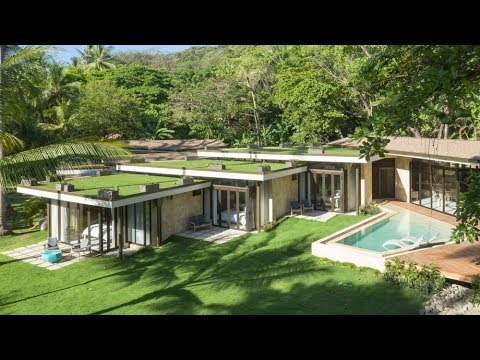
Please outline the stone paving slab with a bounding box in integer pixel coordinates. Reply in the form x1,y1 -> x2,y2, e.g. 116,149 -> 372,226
287,210 -> 339,222
177,226 -> 245,244
1,241 -> 90,270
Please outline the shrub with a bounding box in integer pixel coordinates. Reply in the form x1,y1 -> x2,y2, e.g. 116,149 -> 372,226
23,197 -> 48,227
259,220 -> 277,232
384,258 -> 445,296
359,202 -> 382,215
471,274 -> 480,304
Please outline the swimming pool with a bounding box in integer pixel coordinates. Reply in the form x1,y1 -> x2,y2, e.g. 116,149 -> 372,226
338,204 -> 453,252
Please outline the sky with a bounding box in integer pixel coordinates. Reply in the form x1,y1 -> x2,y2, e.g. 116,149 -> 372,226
53,45 -> 197,64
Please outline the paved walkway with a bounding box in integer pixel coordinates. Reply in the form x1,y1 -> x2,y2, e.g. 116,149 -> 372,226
1,241 -> 90,270
176,226 -> 245,244
287,210 -> 339,222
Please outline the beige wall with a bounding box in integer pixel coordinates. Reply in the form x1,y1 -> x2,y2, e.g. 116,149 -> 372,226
271,175 -> 298,220
161,190 -> 203,241
361,163 -> 372,205
395,156 -> 411,202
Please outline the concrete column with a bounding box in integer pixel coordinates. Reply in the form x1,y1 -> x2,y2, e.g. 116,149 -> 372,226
395,156 -> 411,202
361,162 -> 373,205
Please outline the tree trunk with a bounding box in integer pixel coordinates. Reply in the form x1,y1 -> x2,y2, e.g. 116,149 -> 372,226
0,45 -> 11,235
444,124 -> 448,139
250,90 -> 262,146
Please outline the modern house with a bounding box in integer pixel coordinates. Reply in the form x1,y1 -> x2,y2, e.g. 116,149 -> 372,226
16,137 -> 480,257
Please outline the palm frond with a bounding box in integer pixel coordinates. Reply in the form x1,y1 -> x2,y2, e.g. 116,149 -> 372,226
0,141 -> 132,189
0,131 -> 24,153
1,46 -> 51,69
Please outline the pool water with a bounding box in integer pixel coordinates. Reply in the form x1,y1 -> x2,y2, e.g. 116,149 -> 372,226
339,204 -> 453,252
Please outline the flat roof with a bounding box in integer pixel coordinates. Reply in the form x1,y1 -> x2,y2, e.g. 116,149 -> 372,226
134,159 -> 286,172
212,146 -> 360,156
17,173 -> 211,208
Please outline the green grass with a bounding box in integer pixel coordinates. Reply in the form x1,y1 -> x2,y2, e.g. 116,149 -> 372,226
36,173 -> 198,197
219,146 -> 360,157
139,160 -> 286,172
0,215 -> 424,314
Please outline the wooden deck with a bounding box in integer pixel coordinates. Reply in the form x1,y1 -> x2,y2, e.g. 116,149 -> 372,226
397,241 -> 480,283
388,200 -> 479,283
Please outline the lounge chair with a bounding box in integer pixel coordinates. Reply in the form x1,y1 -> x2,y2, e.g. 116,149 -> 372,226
300,199 -> 314,213
70,237 -> 92,259
44,236 -> 59,250
290,201 -> 302,215
189,215 -> 212,231
382,235 -> 425,250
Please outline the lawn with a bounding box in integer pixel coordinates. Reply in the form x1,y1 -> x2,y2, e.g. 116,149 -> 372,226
0,215 -> 424,314
139,160 -> 286,172
35,174 -> 199,197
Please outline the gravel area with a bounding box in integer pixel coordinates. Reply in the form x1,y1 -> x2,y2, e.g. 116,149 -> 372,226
421,283 -> 480,315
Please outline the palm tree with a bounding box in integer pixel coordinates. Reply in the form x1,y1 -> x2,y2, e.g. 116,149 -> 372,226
0,45 -> 130,236
77,45 -> 116,72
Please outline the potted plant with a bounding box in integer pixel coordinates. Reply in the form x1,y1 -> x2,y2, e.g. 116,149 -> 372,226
139,183 -> 160,192
257,162 -> 271,173
45,173 -> 62,183
308,143 -> 324,154
129,157 -> 146,163
98,187 -> 120,200
208,163 -> 226,170
96,169 -> 111,176
285,160 -> 298,168
177,176 -> 194,186
20,178 -> 38,186
62,181 -> 75,192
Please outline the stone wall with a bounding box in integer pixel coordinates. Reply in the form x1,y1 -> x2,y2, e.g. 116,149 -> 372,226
271,175 -> 298,220
361,162 -> 372,205
395,156 -> 411,202
161,190 -> 203,241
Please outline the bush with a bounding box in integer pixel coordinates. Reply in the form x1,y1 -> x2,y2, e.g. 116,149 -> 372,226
359,202 -> 382,215
23,197 -> 48,227
471,274 -> 480,304
384,258 -> 445,296
259,220 -> 277,232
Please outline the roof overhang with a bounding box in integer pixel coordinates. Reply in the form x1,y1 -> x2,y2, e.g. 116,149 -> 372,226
16,181 -> 211,209
388,151 -> 480,166
117,164 -> 308,181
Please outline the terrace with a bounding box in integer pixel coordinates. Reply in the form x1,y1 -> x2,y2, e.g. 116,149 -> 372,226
196,145 -> 371,163
117,159 -> 307,181
17,173 -> 210,208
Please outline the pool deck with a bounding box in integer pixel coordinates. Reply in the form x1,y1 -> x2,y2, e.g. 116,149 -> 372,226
387,200 -> 479,283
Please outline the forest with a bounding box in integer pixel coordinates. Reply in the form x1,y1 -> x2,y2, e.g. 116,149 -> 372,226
3,45 -> 480,155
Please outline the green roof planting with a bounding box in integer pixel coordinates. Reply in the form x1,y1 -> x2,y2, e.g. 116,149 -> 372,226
217,146 -> 360,156
135,159 -> 287,172
37,173 -> 201,197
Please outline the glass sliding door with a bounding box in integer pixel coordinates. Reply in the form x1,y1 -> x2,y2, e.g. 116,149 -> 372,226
431,167 -> 444,212
420,162 -> 431,208
311,170 -> 345,213
444,169 -> 458,215
212,185 -> 253,230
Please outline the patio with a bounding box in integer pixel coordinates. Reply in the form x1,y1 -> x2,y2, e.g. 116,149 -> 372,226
176,226 -> 245,244
1,241 -> 90,270
288,210 -> 339,222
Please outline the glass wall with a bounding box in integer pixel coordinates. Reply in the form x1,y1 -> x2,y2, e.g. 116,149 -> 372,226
312,170 -> 344,212
212,185 -> 255,231
410,159 -> 479,215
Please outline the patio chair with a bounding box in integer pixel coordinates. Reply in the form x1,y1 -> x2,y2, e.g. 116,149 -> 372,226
70,237 -> 92,259
43,236 -> 59,250
189,215 -> 212,231
300,199 -> 314,213
290,201 -> 303,216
